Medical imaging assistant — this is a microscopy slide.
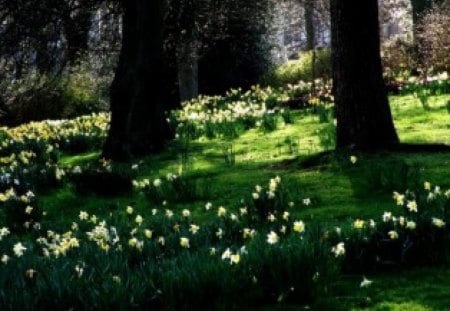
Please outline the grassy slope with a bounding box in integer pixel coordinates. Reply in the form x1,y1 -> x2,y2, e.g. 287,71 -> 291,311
42,94 -> 450,310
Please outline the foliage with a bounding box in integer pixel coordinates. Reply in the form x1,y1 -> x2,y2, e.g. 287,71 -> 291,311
416,5 -> 450,74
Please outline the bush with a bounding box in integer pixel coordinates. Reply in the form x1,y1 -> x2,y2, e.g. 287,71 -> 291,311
266,48 -> 332,87
2,59 -> 111,125
381,39 -> 416,81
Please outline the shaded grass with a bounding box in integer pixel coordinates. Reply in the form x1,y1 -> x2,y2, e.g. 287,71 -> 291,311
37,94 -> 450,309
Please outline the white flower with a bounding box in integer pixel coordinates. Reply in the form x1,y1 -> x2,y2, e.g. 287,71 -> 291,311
252,192 -> 260,200
13,242 -> 27,257
144,229 -> 153,239
267,231 -> 279,244
165,209 -> 174,218
153,179 -> 162,187
267,191 -> 275,199
182,209 -> 191,218
79,211 -> 89,220
406,201 -> 418,213
388,230 -> 399,240
293,221 -> 305,233
135,215 -> 143,224
180,237 -> 190,248
350,156 -> 357,164
424,181 -> 431,191
216,228 -> 224,239
217,207 -> 226,217
205,202 -> 212,210
331,242 -> 345,257
25,206 -> 33,215
360,276 -> 373,288
302,198 -> 311,206
0,227 -> 10,239
189,224 -> 200,234
432,218 -> 446,228
382,212 -> 392,222
1,254 -> 9,264
406,221 -> 416,230
221,248 -> 232,260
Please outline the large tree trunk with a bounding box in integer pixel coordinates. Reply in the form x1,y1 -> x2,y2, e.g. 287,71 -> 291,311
330,0 -> 399,150
102,0 -> 172,160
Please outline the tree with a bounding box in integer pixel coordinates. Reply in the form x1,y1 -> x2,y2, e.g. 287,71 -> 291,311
330,0 -> 399,149
102,0 -> 172,160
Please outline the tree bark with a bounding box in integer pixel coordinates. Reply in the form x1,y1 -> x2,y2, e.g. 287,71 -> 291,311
102,0 -> 172,161
330,0 -> 399,150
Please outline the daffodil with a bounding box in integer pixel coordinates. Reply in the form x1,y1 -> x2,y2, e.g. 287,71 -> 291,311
382,212 -> 392,222
267,231 -> 279,244
126,206 -> 134,214
25,269 -> 37,279
153,179 -> 162,187
180,237 -> 190,248
388,230 -> 399,240
217,207 -> 226,217
144,229 -> 153,239
189,224 -> 200,234
135,215 -> 143,225
293,221 -> 305,233
354,219 -> 365,229
79,211 -> 89,220
1,254 -> 9,264
432,218 -> 446,228
360,276 -> 373,288
406,200 -> 418,213
406,221 -> 416,230
230,253 -> 240,264
13,242 -> 27,257
331,242 -> 345,257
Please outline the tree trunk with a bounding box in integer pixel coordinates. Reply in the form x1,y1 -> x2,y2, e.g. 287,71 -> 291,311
330,0 -> 399,150
304,0 -> 315,51
177,47 -> 199,102
102,0 -> 172,160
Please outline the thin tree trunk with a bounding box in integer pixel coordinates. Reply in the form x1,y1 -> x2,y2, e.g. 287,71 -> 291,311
177,40 -> 199,102
304,0 -> 315,51
330,0 -> 399,149
102,0 -> 172,160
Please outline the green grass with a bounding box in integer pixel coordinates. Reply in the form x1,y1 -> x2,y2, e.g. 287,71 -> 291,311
32,93 -> 450,309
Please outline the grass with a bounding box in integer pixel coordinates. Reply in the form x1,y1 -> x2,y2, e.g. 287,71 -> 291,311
8,93 -> 450,309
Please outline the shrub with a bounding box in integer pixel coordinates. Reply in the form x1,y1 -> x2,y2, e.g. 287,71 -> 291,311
381,39 -> 416,81
266,48 -> 332,86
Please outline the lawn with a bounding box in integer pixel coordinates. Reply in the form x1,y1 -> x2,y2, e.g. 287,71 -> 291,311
0,91 -> 449,310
